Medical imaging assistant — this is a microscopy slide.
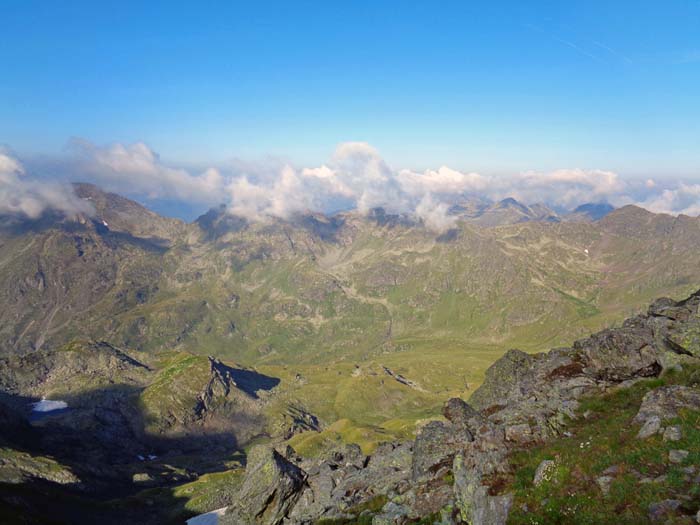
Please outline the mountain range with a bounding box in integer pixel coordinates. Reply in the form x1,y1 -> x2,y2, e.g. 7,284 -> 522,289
1,183 -> 700,523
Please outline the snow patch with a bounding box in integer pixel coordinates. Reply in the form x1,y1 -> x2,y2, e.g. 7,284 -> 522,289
31,399 -> 68,412
186,507 -> 227,525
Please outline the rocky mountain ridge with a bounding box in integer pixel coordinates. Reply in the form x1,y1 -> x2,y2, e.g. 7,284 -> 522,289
0,183 -> 695,362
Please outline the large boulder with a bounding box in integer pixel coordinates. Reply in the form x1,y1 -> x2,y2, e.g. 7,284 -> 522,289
469,348 -> 595,441
222,446 -> 307,525
468,350 -> 536,412
574,322 -> 660,381
648,293 -> 700,362
633,385 -> 700,425
287,442 -> 413,524
411,399 -> 485,483
443,397 -> 485,431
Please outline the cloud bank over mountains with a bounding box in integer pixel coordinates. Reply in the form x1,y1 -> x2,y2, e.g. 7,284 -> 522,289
2,140 -> 699,231
0,148 -> 93,219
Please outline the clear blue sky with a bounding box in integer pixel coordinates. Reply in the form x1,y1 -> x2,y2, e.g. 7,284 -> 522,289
1,0 -> 699,177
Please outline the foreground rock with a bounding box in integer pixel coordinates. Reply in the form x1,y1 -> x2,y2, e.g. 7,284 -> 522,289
218,289 -> 700,524
221,446 -> 307,525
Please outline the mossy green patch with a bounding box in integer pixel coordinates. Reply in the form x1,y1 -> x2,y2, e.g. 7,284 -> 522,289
505,365 -> 700,525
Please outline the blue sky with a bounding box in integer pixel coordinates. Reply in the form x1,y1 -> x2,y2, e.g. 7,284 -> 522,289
2,0 -> 699,177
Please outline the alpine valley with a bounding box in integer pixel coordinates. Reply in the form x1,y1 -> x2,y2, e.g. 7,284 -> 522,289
2,183 -> 700,524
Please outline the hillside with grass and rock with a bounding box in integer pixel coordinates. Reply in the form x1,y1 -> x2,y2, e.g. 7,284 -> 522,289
1,185 -> 700,523
214,288 -> 700,525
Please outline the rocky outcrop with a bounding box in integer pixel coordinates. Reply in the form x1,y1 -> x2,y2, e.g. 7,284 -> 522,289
633,385 -> 700,426
138,352 -> 284,448
221,446 -> 307,525
0,448 -> 79,485
290,442 -> 413,523
219,288 -> 700,524
469,290 -> 700,443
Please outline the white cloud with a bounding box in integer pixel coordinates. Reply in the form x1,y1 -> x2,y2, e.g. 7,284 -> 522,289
639,183 -> 700,216
398,166 -> 491,196
496,168 -> 627,209
15,139 -> 700,231
69,139 -> 225,204
226,166 -> 314,221
0,150 -> 92,219
415,194 -> 457,232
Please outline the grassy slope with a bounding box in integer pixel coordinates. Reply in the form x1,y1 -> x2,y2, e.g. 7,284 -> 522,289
127,217 -> 699,453
3,210 -> 700,454
504,366 -> 700,525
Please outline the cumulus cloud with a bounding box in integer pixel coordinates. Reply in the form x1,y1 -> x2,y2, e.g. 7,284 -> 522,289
214,149 -> 698,230
12,139 -> 700,232
398,166 -> 491,196
639,184 -> 700,216
415,194 -> 457,232
492,168 -> 627,209
0,149 -> 92,219
69,139 -> 224,204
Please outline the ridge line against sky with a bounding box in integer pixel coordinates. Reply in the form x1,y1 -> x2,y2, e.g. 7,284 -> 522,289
1,140 -> 700,231
0,1 -> 699,226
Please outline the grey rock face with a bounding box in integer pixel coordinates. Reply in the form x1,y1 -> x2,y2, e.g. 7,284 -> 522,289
596,475 -> 614,495
372,501 -> 410,525
469,349 -> 536,412
504,423 -> 533,444
574,324 -> 660,381
222,446 -> 307,525
286,441 -> 413,524
663,425 -> 682,442
454,454 -> 512,525
412,419 -> 473,482
443,397 -> 485,432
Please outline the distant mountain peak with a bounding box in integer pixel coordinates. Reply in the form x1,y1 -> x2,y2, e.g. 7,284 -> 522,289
194,204 -> 248,239
572,202 -> 615,220
497,197 -> 530,212
72,182 -> 184,240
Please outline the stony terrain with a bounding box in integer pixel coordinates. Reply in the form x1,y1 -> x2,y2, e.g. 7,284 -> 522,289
4,286 -> 696,523
216,289 -> 700,524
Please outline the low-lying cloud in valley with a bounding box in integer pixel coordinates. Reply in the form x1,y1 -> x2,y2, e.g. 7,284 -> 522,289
3,140 -> 700,231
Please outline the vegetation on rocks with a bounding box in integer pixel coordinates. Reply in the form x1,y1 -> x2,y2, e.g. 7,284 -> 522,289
205,289 -> 700,525
506,367 -> 700,524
